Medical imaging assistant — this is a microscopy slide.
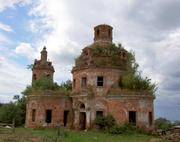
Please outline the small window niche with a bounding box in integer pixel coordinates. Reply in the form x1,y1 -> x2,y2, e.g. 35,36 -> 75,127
108,29 -> 111,37
45,109 -> 52,123
32,109 -> 36,122
149,112 -> 153,126
81,77 -> 87,88
129,111 -> 136,125
64,111 -> 69,127
33,74 -> 37,80
73,79 -> 76,89
97,76 -> 104,87
96,111 -> 103,118
97,29 -> 100,37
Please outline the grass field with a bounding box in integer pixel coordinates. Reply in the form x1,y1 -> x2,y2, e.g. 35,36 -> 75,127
0,127 -> 165,142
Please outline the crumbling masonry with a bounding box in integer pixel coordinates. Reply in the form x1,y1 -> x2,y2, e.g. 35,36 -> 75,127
25,24 -> 154,130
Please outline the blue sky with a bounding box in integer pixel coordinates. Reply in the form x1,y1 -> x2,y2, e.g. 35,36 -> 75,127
0,0 -> 180,121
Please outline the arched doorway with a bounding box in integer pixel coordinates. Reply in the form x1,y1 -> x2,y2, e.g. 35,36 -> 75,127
79,102 -> 86,130
79,112 -> 86,130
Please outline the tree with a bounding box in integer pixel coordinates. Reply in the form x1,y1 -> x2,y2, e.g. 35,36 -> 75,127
0,95 -> 26,126
155,117 -> 173,130
59,80 -> 72,91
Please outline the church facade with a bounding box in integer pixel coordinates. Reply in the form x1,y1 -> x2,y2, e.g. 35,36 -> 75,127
25,24 -> 154,130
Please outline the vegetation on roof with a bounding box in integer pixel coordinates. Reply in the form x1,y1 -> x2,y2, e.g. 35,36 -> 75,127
75,43 -> 127,67
22,76 -> 72,96
121,51 -> 157,94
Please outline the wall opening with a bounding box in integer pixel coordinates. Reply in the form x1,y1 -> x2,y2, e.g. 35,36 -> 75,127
46,109 -> 52,123
149,112 -> 153,126
33,74 -> 37,80
97,29 -> 99,37
32,109 -> 36,122
80,103 -> 85,109
129,111 -> 136,125
79,112 -> 86,130
108,29 -> 111,37
46,74 -> 50,78
64,111 -> 69,127
81,77 -> 87,87
73,79 -> 76,88
97,76 -> 104,87
96,111 -> 103,118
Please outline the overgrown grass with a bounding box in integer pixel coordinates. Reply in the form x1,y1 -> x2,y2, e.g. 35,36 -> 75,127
0,127 -> 166,142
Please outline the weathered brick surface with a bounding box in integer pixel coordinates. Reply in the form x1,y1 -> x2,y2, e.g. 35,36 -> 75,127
25,24 -> 155,131
26,95 -> 73,128
107,95 -> 154,130
72,67 -> 124,95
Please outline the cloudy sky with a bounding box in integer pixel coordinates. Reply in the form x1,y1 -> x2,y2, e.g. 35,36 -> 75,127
0,0 -> 180,121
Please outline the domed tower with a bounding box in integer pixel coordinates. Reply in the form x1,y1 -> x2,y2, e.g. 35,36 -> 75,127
94,24 -> 113,43
72,24 -> 128,95
71,24 -> 154,131
32,46 -> 54,82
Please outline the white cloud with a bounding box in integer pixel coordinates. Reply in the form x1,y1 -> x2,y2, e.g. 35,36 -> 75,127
0,0 -> 31,11
0,56 -> 31,103
0,22 -> 12,32
15,42 -> 36,59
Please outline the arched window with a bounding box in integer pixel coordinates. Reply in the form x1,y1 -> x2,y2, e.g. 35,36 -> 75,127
80,103 -> 85,109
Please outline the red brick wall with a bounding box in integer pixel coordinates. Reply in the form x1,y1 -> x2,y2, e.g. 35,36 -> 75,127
25,95 -> 73,128
72,67 -> 124,96
107,95 -> 154,130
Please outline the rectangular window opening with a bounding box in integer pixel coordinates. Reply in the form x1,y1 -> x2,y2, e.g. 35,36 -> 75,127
73,79 -> 76,88
129,111 -> 136,125
97,76 -> 104,87
81,77 -> 87,87
46,109 -> 52,123
149,112 -> 153,126
32,109 -> 36,122
96,111 -> 103,118
64,111 -> 69,127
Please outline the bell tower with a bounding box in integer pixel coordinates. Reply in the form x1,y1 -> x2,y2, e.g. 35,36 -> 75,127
32,46 -> 54,82
94,24 -> 113,43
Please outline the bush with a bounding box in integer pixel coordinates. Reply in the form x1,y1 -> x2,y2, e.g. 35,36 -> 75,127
155,117 -> 173,130
22,76 -> 72,96
109,123 -> 137,135
121,72 -> 157,94
95,114 -> 115,130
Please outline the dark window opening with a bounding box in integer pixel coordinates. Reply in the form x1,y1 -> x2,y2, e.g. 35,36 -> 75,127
96,111 -> 103,118
81,77 -> 87,87
119,76 -> 123,88
80,112 -> 86,130
32,109 -> 36,122
122,52 -> 126,58
97,76 -> 104,87
46,109 -> 52,123
97,29 -> 100,37
64,111 -> 69,127
129,111 -> 136,125
46,74 -> 50,78
73,79 -> 76,88
108,29 -> 111,37
33,74 -> 37,80
80,103 -> 85,109
149,112 -> 153,126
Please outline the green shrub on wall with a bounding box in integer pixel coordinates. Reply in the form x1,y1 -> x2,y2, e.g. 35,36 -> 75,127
119,51 -> 157,95
22,76 -> 72,96
95,114 -> 115,130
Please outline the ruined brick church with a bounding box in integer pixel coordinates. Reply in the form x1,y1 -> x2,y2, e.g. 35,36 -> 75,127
25,24 -> 154,130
